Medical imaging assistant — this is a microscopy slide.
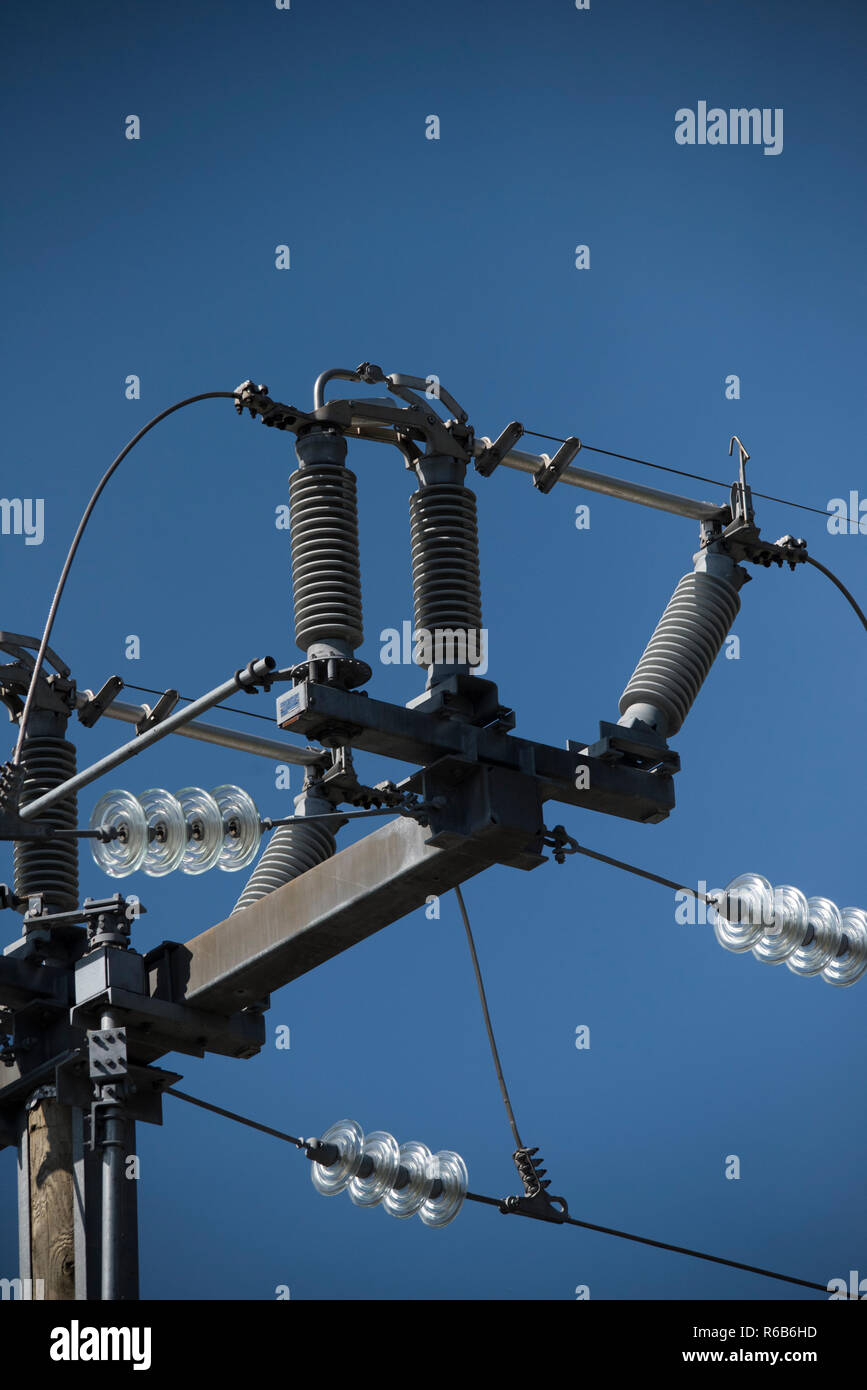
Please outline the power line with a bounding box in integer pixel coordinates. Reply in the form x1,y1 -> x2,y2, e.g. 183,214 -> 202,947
448,877 -> 836,1294
524,430 -> 867,635
565,842 -> 714,901
164,1085 -> 842,1297
549,1212 -> 834,1295
12,392 -> 238,764
453,861 -> 839,1293
166,1087 -> 303,1147
804,553 -> 867,633
524,431 -> 730,492
11,387 -> 860,1302
125,682 -> 278,725
522,428 -> 861,527
455,886 -> 524,1150
159,852 -> 861,1299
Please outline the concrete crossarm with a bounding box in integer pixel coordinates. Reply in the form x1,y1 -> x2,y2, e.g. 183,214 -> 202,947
178,815 -> 510,1013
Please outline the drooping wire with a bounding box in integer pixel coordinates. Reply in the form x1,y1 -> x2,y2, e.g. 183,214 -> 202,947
12,392 -> 239,765
455,885 -> 523,1150
522,428 -> 862,527
448,889 -> 837,1292
164,1086 -> 845,1296
803,554 -> 867,634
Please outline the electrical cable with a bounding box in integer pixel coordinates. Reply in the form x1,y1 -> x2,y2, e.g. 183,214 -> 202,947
524,431 -> 730,492
12,392 -> 239,766
125,683 -> 278,726
165,1086 -> 844,1296
455,885 -> 523,1150
452,873 -> 838,1295
547,1212 -> 834,1294
566,843 -> 715,901
524,429 -> 867,635
166,1087 -> 303,1148
522,428 -> 863,527
14,389 -> 861,1300
803,553 -> 867,634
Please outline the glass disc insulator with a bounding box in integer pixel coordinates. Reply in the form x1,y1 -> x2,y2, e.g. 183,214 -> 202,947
822,907 -> 867,987
382,1141 -> 435,1219
140,787 -> 186,877
90,790 -> 147,878
787,896 -> 843,977
752,884 -> 810,964
177,786 -> 224,874
348,1130 -> 400,1208
419,1150 -> 468,1228
713,873 -> 773,953
310,1119 -> 365,1196
212,784 -> 261,872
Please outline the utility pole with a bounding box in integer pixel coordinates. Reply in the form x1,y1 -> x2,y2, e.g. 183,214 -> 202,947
25,1096 -> 74,1300
2,363 -> 842,1300
1,635 -> 142,1299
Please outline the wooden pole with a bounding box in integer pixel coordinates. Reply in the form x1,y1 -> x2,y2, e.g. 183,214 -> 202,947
27,1098 -> 75,1300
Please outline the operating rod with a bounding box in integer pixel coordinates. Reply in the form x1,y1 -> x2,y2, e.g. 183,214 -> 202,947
99,1008 -> 125,1302
346,422 -> 730,524
485,443 -> 730,523
19,658 -> 279,820
73,692 -> 323,767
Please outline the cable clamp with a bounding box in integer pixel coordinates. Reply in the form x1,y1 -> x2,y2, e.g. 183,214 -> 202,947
135,688 -> 179,734
499,1146 -> 570,1223
77,675 -> 125,727
540,824 -> 579,864
773,535 -> 809,570
233,380 -> 271,416
533,437 -> 582,493
475,421 -> 525,477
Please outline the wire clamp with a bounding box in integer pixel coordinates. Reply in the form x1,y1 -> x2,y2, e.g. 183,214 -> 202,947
499,1146 -> 570,1224
541,824 -> 579,864
773,534 -> 809,570
135,689 -> 179,735
533,437 -> 582,494
475,421 -> 525,477
77,675 -> 125,727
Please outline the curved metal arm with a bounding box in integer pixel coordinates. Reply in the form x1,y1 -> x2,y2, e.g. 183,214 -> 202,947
313,367 -> 363,411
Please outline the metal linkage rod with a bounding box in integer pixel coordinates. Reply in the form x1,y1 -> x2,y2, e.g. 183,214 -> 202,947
477,442 -> 730,523
20,658 -> 278,821
99,1009 -> 126,1302
346,424 -> 729,523
74,692 -> 322,767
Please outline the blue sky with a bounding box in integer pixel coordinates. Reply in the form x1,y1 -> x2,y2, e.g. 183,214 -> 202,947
1,0 -> 865,1300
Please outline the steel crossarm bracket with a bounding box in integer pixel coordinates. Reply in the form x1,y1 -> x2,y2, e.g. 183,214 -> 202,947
69,987 -> 265,1062
276,681 -> 675,825
0,956 -> 68,1010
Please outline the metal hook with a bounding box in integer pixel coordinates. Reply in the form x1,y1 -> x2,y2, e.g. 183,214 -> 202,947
729,435 -> 750,483
728,436 -> 754,527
